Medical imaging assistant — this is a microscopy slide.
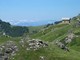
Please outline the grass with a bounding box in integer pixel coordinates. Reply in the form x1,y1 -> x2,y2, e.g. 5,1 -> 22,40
31,24 -> 71,42
0,18 -> 80,60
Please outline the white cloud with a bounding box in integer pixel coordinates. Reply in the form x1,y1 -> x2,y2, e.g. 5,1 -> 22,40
3,19 -> 55,26
4,19 -> 39,25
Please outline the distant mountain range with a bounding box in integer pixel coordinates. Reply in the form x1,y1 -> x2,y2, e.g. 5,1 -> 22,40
15,20 -> 55,26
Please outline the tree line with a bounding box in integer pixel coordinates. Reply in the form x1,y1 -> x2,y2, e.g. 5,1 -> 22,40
0,19 -> 29,37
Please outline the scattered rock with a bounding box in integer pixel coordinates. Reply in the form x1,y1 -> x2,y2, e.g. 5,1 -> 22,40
56,33 -> 75,51
40,56 -> 45,60
56,41 -> 69,51
27,39 -> 48,51
19,38 -> 48,51
64,33 -> 74,44
0,41 -> 18,60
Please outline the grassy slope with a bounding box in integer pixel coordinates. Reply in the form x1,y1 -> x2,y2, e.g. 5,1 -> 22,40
0,36 -> 80,60
31,24 -> 71,41
28,25 -> 45,33
0,18 -> 80,60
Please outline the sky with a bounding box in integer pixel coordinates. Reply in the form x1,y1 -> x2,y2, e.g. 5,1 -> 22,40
0,0 -> 80,26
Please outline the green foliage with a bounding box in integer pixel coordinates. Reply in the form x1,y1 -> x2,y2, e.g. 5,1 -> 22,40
8,26 -> 29,37
0,19 -> 29,37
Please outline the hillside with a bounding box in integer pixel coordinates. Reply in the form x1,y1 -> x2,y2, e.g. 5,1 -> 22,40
28,25 -> 46,35
0,14 -> 80,60
31,24 -> 71,41
0,19 -> 29,37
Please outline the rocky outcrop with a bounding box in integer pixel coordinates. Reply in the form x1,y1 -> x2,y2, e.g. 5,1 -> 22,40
19,39 -> 48,51
0,41 -> 18,60
56,33 -> 75,51
56,41 -> 69,51
64,33 -> 74,44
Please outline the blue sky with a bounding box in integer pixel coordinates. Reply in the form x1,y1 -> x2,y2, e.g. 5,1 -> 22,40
0,0 -> 80,26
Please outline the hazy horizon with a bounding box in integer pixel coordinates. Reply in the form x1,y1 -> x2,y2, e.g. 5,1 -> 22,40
0,0 -> 80,26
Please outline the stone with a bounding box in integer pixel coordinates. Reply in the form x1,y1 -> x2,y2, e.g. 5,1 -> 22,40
5,48 -> 12,54
27,39 -> 48,50
0,41 -> 19,60
26,48 -> 30,51
56,41 -> 69,52
40,56 -> 45,60
19,38 -> 48,51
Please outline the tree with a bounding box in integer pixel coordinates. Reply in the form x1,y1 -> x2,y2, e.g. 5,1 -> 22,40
0,19 -> 29,37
